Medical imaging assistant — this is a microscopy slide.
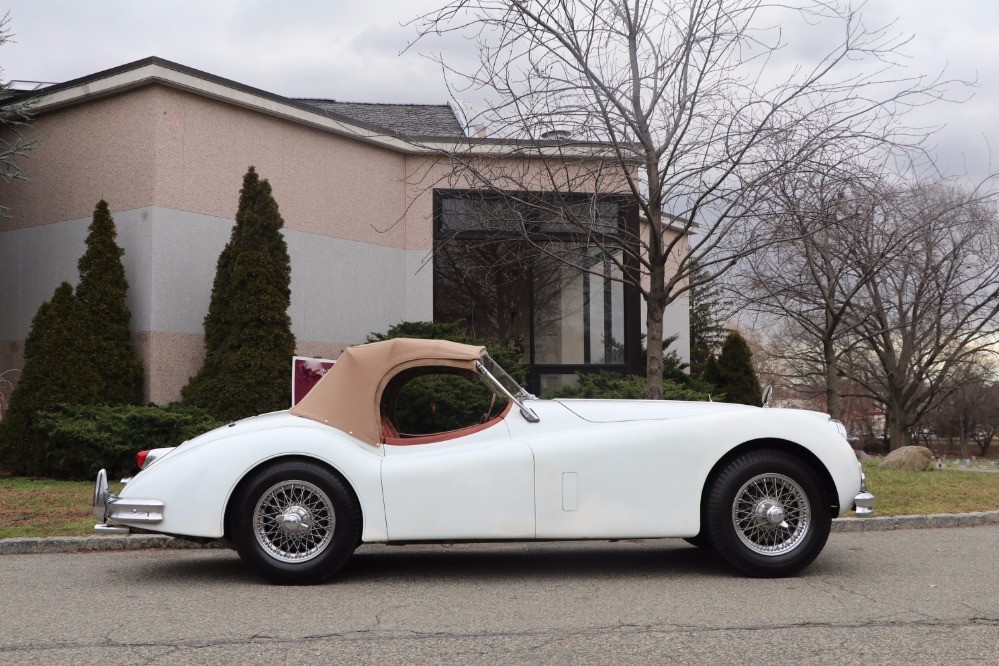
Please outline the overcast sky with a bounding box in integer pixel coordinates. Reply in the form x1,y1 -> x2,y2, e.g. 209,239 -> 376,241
3,1 -> 997,179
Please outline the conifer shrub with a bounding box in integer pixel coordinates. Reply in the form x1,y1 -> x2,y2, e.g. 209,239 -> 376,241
547,370 -> 711,401
182,167 -> 296,422
76,200 -> 144,405
0,283 -> 102,475
368,321 -> 526,434
32,403 -> 222,480
703,331 -> 762,406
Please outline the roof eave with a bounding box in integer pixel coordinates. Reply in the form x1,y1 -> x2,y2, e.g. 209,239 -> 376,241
5,57 -> 626,159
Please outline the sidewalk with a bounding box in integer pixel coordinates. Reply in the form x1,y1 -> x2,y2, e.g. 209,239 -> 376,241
2,510 -> 997,555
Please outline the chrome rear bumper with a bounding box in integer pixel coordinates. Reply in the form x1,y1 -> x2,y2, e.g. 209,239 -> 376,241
854,468 -> 875,515
93,468 -> 165,534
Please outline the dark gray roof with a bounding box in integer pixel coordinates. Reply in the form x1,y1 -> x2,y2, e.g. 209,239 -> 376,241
295,99 -> 464,138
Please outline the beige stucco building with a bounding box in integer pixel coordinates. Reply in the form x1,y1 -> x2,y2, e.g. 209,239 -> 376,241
0,57 -> 689,403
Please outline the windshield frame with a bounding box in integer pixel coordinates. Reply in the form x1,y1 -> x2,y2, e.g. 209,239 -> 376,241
476,355 -> 539,423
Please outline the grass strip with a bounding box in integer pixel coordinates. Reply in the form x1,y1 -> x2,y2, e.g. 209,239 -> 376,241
1,466 -> 997,538
1,477 -> 123,539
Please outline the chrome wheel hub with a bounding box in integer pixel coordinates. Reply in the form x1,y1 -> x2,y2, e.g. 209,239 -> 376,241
253,481 -> 336,563
732,473 -> 810,556
279,506 -> 310,535
754,500 -> 786,526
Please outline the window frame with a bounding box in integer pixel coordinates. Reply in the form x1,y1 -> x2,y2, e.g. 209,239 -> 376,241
432,188 -> 642,394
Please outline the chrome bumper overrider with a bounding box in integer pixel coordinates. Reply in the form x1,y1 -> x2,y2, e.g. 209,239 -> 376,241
93,468 -> 165,534
854,468 -> 875,515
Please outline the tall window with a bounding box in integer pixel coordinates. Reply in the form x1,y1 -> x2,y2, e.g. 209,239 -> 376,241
433,190 -> 639,394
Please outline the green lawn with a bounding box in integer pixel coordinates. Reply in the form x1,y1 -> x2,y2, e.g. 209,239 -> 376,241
862,462 -> 999,516
0,477 -> 123,539
0,466 -> 997,539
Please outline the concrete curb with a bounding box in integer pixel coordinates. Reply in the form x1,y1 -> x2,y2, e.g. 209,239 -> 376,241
0,534 -> 228,555
830,510 -> 999,532
1,510 -> 997,555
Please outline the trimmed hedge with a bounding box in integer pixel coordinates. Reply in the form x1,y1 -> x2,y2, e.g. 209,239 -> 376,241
32,403 -> 222,480
548,370 -> 713,401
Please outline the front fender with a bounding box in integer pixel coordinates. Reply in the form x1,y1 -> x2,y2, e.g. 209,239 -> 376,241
691,408 -> 861,519
117,420 -> 386,541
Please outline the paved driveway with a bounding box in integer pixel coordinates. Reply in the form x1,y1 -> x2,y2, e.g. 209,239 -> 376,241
1,526 -> 996,664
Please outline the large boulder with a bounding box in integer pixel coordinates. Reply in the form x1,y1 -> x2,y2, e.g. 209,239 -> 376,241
879,445 -> 934,471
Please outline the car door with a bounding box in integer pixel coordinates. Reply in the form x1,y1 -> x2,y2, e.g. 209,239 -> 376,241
506,401 -> 683,539
380,418 -> 536,540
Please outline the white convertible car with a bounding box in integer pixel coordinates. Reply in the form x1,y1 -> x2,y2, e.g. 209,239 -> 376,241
94,338 -> 873,584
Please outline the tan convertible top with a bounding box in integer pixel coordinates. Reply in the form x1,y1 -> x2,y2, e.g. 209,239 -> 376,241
290,338 -> 487,445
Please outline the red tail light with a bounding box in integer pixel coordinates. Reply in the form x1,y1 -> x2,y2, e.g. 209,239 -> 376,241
136,450 -> 150,469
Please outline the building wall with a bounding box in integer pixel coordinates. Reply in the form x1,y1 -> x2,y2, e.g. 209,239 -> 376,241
0,78 -> 691,406
0,84 -> 434,404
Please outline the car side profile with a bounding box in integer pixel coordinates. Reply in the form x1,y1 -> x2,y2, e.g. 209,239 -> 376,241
94,338 -> 874,584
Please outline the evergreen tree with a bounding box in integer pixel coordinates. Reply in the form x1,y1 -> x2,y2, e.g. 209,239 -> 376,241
182,167 -> 296,422
0,283 -> 102,475
76,200 -> 144,404
689,266 -> 729,380
704,331 -> 763,406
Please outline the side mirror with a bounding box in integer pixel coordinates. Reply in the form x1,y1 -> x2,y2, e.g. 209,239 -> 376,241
761,385 -> 773,408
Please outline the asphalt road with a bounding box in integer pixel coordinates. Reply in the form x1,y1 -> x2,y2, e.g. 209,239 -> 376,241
1,526 -> 996,665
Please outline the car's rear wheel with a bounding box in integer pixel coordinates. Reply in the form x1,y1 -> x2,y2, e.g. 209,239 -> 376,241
229,460 -> 360,584
706,450 -> 830,577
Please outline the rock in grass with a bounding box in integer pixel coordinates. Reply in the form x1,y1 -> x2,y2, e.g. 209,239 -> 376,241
880,445 -> 934,471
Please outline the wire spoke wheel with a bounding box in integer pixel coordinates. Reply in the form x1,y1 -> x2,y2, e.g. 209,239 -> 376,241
253,480 -> 336,563
731,472 -> 810,556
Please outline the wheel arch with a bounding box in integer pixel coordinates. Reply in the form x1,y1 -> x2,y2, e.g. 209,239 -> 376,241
697,438 -> 840,531
223,454 -> 364,539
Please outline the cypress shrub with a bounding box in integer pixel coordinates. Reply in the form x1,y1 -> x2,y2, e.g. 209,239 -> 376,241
76,200 -> 144,405
0,283 -> 102,475
182,167 -> 296,422
704,331 -> 762,406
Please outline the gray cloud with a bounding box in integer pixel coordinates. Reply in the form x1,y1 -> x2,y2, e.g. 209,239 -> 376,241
3,0 -> 997,178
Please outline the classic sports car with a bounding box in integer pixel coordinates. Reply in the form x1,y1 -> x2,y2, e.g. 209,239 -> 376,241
94,338 -> 873,584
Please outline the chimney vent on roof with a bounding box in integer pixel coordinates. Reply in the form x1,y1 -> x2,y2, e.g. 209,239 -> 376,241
541,128 -> 572,141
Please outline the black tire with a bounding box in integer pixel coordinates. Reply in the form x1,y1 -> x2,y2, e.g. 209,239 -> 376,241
228,460 -> 361,585
705,450 -> 831,577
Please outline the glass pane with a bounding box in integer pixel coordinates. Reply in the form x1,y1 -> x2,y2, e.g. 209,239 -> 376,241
433,238 -> 532,362
440,197 -> 529,233
538,373 -> 580,398
533,249 -> 625,365
537,200 -> 621,235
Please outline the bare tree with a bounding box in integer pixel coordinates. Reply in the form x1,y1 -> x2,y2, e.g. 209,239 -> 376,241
843,183 -> 999,450
730,158 -> 910,418
411,0 -> 950,397
970,383 -> 999,458
924,355 -> 999,458
0,368 -> 16,423
0,12 -> 35,217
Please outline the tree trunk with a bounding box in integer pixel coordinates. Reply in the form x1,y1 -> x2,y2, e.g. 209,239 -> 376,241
887,408 -> 911,450
823,338 -> 840,419
646,300 -> 664,400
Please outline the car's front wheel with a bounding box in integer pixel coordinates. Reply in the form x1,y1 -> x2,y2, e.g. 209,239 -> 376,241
228,460 -> 361,585
705,450 -> 831,577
